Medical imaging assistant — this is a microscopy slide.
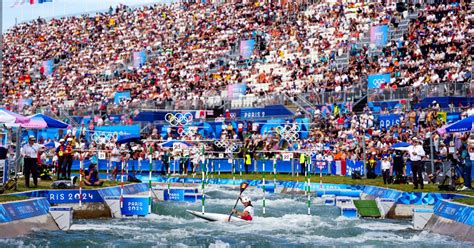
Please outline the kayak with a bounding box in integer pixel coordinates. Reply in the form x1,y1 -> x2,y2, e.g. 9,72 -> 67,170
186,210 -> 248,222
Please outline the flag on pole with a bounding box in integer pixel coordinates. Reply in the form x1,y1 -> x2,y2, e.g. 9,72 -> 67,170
30,0 -> 53,5
10,0 -> 26,8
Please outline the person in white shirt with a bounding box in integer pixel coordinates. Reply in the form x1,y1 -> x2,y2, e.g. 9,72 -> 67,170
324,151 -> 334,174
110,143 -> 122,180
408,137 -> 426,189
232,196 -> 254,221
21,136 -> 42,188
381,156 -> 392,185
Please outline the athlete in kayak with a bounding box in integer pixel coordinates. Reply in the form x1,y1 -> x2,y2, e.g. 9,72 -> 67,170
232,196 -> 254,221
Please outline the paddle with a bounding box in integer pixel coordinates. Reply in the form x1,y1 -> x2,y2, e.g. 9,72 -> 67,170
228,182 -> 249,222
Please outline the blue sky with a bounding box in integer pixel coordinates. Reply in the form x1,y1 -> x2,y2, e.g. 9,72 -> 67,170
2,0 -> 173,33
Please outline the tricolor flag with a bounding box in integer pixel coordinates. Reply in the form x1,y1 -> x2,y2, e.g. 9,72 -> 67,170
332,160 -> 347,176
30,0 -> 53,5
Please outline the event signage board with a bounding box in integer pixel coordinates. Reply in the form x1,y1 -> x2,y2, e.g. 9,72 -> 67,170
231,105 -> 293,119
379,114 -> 401,128
434,200 -> 474,226
14,190 -> 104,204
239,39 -> 256,59
282,153 -> 293,161
46,190 -> 103,204
370,25 -> 389,46
227,83 -> 247,99
121,196 -> 149,216
368,73 -> 391,89
163,189 -> 185,201
114,91 -> 131,105
0,198 -> 50,223
133,50 -> 147,68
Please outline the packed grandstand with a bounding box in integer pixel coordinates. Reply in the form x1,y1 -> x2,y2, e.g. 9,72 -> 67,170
0,0 -> 473,188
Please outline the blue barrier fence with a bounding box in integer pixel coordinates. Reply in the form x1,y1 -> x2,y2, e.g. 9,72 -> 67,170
0,198 -> 50,224
69,159 -> 387,176
434,200 -> 474,226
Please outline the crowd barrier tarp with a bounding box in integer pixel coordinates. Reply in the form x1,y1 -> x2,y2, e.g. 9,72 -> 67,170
434,200 -> 474,227
0,198 -> 50,223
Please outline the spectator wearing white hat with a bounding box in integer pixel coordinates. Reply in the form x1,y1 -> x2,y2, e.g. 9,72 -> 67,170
408,137 -> 426,189
21,136 -> 41,188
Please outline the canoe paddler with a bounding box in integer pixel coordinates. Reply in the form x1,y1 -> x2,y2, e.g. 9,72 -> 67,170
232,196 -> 254,221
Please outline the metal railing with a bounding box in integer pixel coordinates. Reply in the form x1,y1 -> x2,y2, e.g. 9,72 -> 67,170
368,82 -> 472,102
300,84 -> 367,105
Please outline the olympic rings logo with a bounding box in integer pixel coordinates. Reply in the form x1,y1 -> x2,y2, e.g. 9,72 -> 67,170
214,140 -> 240,153
371,78 -> 387,88
178,126 -> 198,137
275,124 -> 300,143
165,113 -> 193,126
91,131 -> 119,143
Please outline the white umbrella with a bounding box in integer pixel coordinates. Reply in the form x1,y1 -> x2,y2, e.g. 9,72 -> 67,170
0,110 -> 16,124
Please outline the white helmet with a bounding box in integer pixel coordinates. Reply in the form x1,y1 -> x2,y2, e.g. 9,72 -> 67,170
241,196 -> 251,203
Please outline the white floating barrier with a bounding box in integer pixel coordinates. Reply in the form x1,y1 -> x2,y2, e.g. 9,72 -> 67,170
376,198 -> 396,219
413,208 -> 434,230
49,207 -> 73,230
336,196 -> 354,208
322,194 -> 336,206
341,206 -> 358,218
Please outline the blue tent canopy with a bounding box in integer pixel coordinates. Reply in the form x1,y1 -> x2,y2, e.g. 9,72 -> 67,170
444,116 -> 474,133
390,142 -> 411,149
117,134 -> 141,144
160,140 -> 193,148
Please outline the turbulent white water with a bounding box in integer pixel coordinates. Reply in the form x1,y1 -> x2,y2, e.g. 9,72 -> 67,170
5,186 -> 471,247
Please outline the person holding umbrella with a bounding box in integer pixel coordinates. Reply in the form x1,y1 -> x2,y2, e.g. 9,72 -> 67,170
21,136 -> 41,188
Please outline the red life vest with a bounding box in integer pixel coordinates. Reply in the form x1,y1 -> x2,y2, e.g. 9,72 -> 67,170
241,215 -> 252,221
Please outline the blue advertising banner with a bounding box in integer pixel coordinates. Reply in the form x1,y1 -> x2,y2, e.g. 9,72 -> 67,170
434,200 -> 474,226
239,39 -> 255,59
370,25 -> 389,46
46,190 -> 103,204
42,60 -> 54,76
14,190 -> 103,204
133,50 -> 147,68
227,83 -> 247,99
368,73 -> 391,89
114,91 -> 131,104
378,114 -> 401,128
121,196 -> 149,216
163,189 -> 185,201
446,112 -> 461,124
92,124 -> 140,143
0,198 -> 50,223
235,105 -> 293,119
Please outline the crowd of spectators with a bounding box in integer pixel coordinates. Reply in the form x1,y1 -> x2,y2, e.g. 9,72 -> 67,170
1,1 -> 472,190
2,1 -> 472,115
